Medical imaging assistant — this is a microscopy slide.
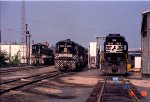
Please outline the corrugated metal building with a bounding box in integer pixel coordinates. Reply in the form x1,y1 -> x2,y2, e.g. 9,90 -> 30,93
141,10 -> 150,74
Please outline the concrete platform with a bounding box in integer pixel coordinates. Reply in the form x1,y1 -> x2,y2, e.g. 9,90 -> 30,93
130,68 -> 141,72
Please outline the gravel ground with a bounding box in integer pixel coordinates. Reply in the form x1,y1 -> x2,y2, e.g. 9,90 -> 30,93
1,68 -> 149,102
127,72 -> 150,102
0,66 -> 57,81
0,69 -> 101,102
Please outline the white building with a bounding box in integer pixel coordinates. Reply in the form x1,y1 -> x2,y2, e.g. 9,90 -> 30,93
0,43 -> 27,64
128,48 -> 141,70
88,42 -> 97,68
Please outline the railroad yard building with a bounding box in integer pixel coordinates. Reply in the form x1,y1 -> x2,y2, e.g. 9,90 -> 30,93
128,48 -> 141,71
141,10 -> 150,75
0,43 -> 27,64
88,42 -> 97,69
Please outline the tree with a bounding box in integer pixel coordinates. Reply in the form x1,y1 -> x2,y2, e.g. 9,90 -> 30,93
10,54 -> 20,66
0,50 -> 8,66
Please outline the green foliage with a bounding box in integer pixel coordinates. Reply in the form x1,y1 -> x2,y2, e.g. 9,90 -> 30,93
10,55 -> 20,66
0,50 -> 8,66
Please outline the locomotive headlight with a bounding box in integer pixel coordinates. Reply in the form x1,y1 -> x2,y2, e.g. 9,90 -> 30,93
64,48 -> 67,53
112,39 -> 116,42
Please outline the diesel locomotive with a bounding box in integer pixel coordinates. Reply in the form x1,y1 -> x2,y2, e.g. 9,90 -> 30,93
101,34 -> 128,74
31,43 -> 54,65
55,39 -> 88,71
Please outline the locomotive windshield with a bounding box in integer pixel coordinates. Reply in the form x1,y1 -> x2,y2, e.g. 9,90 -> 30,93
56,42 -> 76,54
32,44 -> 47,55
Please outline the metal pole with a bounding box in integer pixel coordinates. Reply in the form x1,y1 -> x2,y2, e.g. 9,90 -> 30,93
88,46 -> 90,69
100,45 -> 101,70
0,30 -> 1,50
25,24 -> 28,65
29,32 -> 31,65
0,4 -> 1,50
0,30 -> 1,51
96,37 -> 99,69
0,31 -> 1,50
25,24 -> 28,64
95,36 -> 106,69
25,24 -> 31,65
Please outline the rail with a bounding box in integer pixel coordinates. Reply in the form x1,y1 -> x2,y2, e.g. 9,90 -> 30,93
0,71 -> 58,85
121,76 -> 140,102
0,71 -> 63,95
97,75 -> 107,102
0,66 -> 50,75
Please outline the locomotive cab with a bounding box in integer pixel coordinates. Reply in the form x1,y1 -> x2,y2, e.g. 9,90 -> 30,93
31,43 -> 54,65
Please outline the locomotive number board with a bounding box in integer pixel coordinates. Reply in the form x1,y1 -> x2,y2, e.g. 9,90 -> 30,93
106,45 -> 123,53
58,54 -> 73,57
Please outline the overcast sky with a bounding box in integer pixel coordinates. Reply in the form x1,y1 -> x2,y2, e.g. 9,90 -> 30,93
1,0 -> 150,48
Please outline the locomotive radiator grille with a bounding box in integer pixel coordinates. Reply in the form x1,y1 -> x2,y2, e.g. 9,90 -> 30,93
55,54 -> 59,59
72,55 -> 77,59
55,59 -> 76,70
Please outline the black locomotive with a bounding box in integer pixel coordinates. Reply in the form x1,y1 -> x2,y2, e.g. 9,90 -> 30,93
101,34 -> 128,74
31,43 -> 54,65
55,39 -> 88,71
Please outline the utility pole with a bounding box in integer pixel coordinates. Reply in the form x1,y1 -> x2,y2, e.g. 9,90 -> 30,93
25,24 -> 31,65
25,24 -> 28,65
28,31 -> 31,65
95,36 -> 105,69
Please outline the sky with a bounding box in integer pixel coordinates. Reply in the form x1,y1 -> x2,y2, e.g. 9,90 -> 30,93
1,0 -> 150,49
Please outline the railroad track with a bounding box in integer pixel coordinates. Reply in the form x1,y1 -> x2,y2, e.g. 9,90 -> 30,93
86,75 -> 142,102
0,71 -> 64,95
0,71 -> 58,85
0,66 -> 49,75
